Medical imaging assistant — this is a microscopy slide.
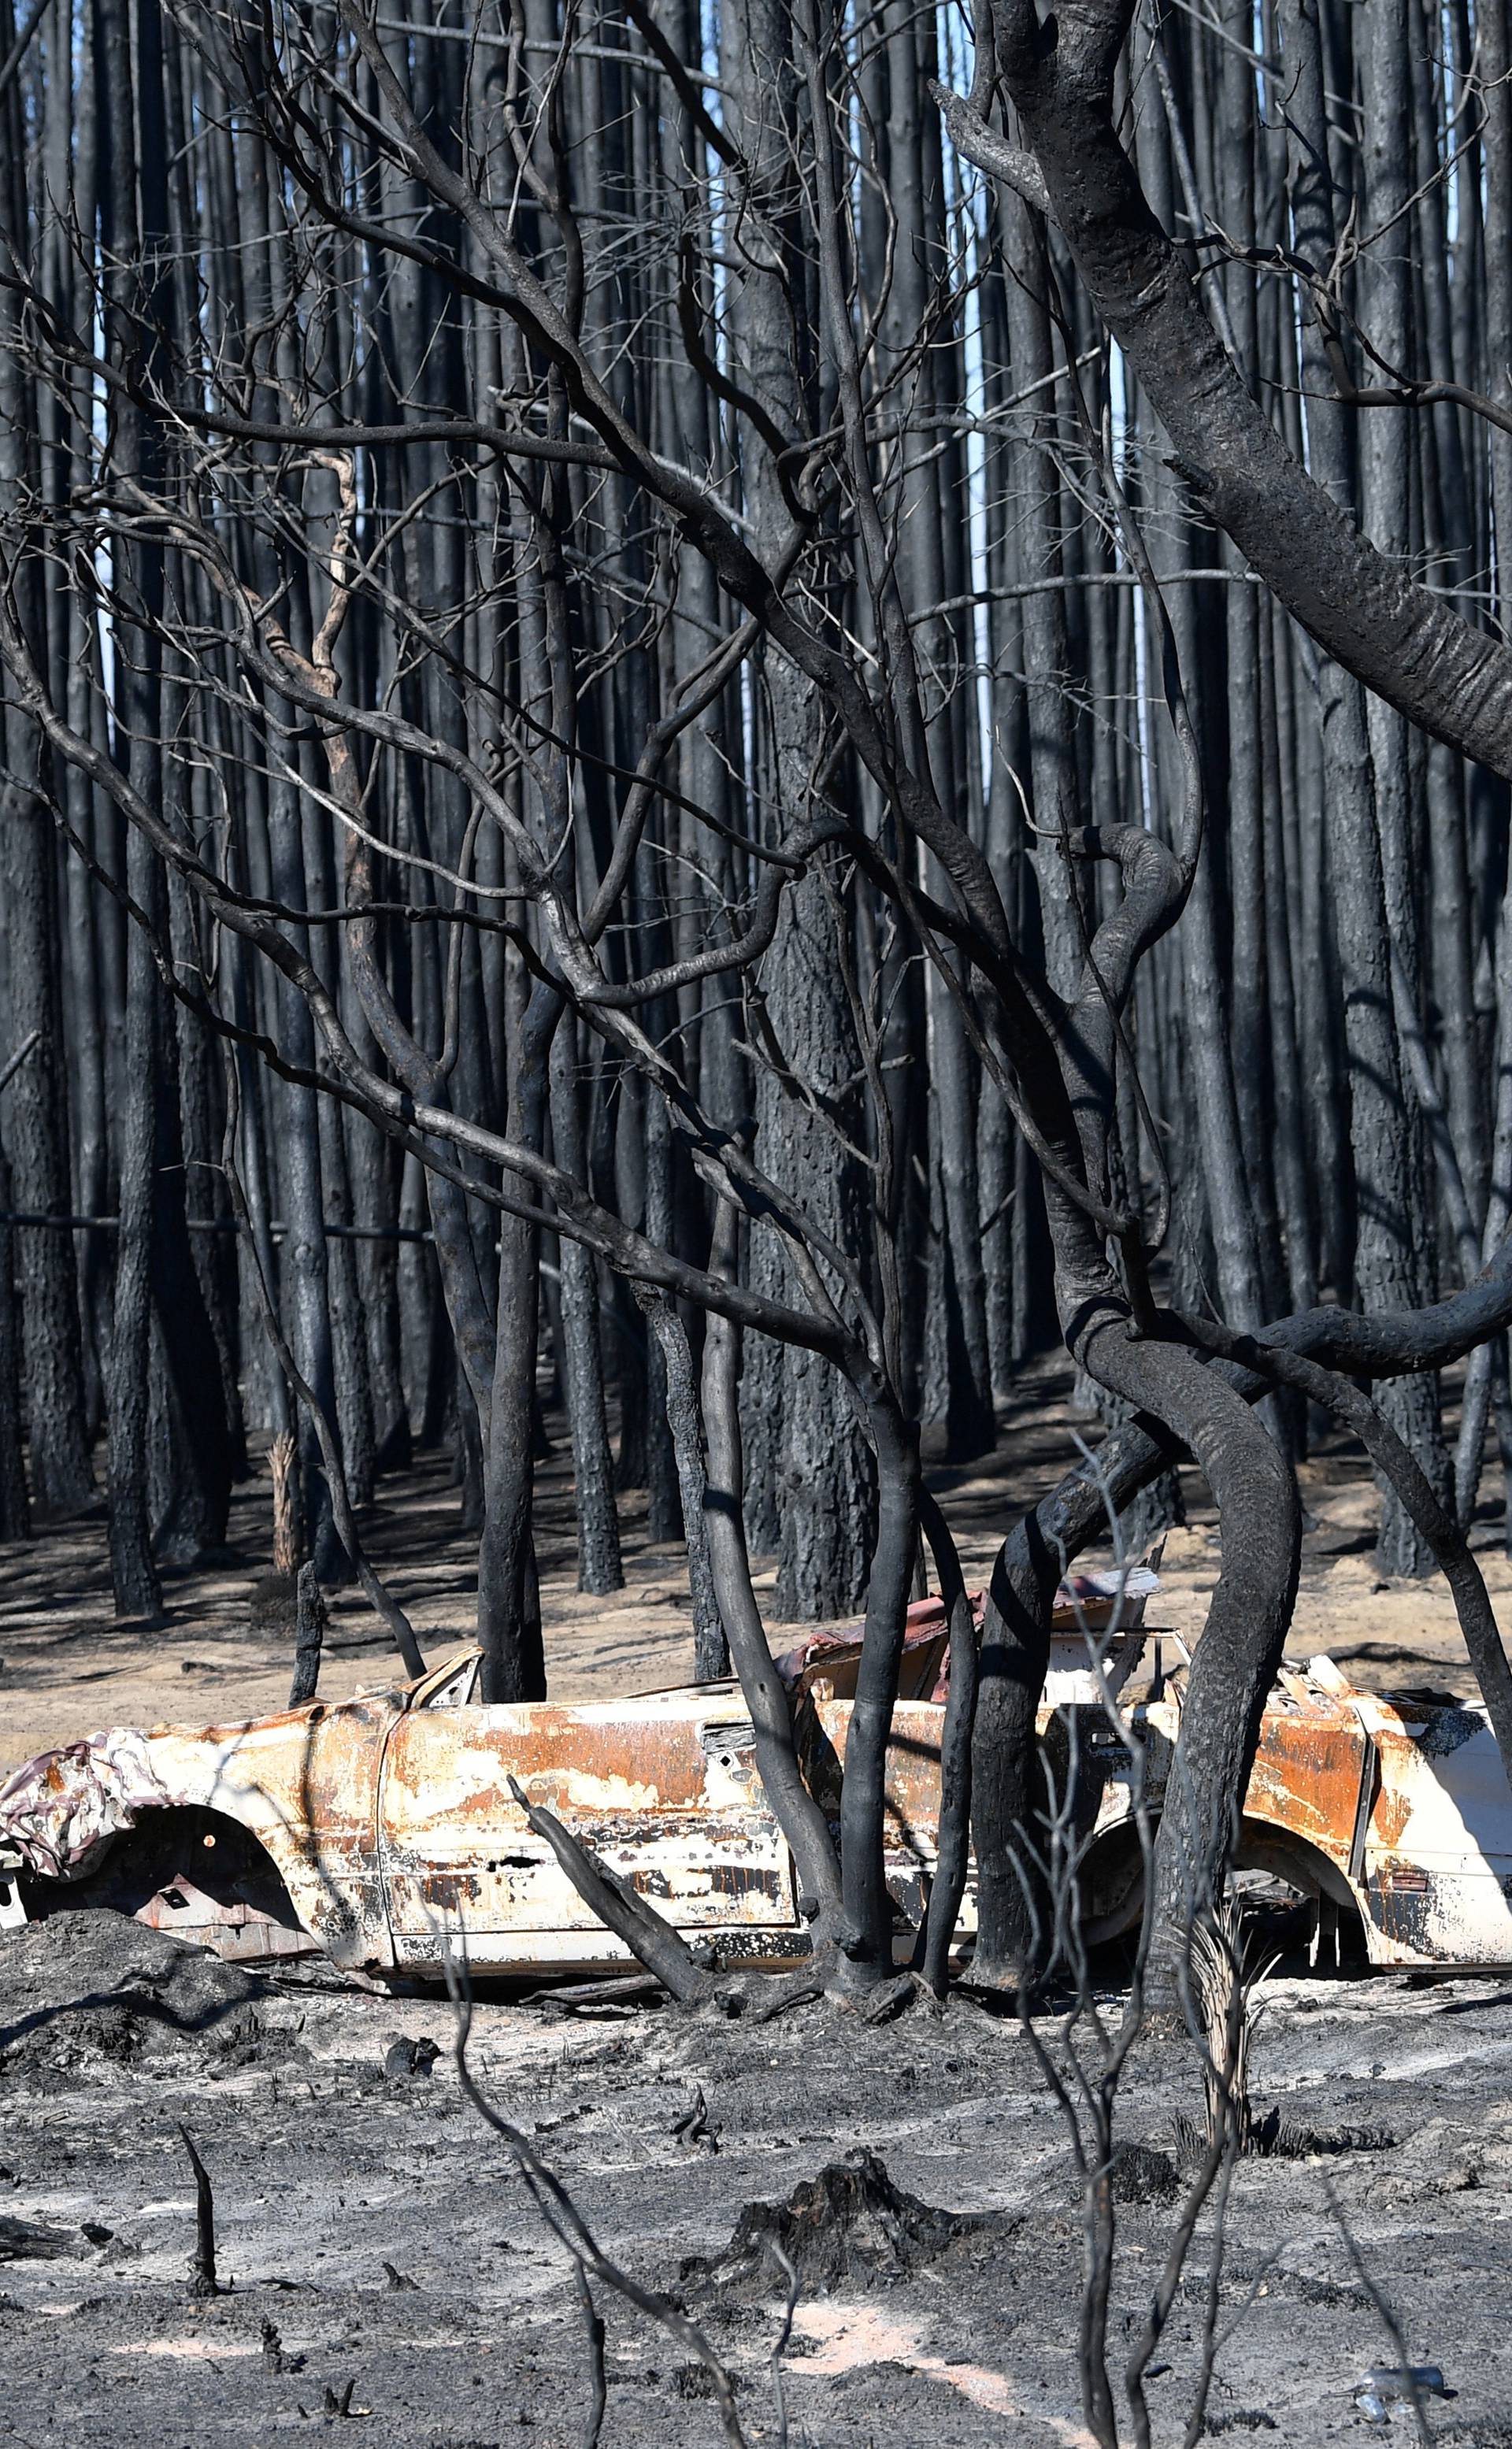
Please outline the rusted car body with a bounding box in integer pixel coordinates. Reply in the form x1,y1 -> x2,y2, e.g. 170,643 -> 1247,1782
2,1599 -> 1510,1977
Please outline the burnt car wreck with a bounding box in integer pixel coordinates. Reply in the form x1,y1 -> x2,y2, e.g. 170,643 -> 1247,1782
2,1582 -> 1510,1981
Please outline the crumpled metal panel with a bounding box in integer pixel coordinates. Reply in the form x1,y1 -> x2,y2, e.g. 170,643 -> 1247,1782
778,1576 -> 1158,1708
0,1694 -> 404,1969
1241,1676 -> 1369,1877
0,1728 -> 176,1882
135,1871 -> 321,1962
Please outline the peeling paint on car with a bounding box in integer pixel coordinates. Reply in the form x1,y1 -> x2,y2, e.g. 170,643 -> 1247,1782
2,1632 -> 1511,1980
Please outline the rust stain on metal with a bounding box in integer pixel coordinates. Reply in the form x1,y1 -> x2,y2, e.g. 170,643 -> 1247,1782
1369,1777 -> 1414,1851
3,1628 -> 1512,1979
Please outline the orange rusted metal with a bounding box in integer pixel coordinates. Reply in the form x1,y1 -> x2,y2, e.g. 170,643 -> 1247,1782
2,1632 -> 1510,1978
379,1692 -> 795,1972
1243,1675 -> 1370,1879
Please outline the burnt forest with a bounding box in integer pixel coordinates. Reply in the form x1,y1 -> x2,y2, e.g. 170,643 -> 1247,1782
2,0 -> 1512,2439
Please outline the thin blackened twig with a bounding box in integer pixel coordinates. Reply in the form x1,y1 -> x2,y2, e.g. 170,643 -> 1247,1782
766,2240 -> 800,2449
0,1028 -> 40,1097
443,1952 -> 750,2447
574,2264 -> 606,2449
1324,2180 -> 1432,2447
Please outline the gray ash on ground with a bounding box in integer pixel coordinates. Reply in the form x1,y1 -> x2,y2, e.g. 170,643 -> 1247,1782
0,1910 -> 303,2084
0,1908 -> 264,2029
0,1912 -> 1507,2445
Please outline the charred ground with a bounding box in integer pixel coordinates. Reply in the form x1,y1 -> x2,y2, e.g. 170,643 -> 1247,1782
0,1909 -> 1509,2447
4,1376 -> 1512,2442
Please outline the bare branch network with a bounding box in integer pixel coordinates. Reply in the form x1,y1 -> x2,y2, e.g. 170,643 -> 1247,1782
4,0 -> 1512,2083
